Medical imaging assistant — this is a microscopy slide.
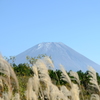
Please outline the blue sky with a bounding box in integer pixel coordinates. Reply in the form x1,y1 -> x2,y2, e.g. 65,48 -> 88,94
0,0 -> 100,65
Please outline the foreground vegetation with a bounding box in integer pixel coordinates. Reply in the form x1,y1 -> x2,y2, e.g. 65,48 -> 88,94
0,55 -> 100,100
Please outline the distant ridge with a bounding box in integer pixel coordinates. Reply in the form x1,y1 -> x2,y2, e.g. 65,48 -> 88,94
15,42 -> 100,73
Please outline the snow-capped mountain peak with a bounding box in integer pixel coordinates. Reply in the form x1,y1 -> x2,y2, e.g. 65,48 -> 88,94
15,42 -> 100,73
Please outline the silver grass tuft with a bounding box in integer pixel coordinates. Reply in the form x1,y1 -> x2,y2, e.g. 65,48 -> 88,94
60,64 -> 72,86
0,56 -> 19,88
42,56 -> 54,68
88,66 -> 100,92
0,56 -> 19,99
12,93 -> 20,100
60,85 -> 71,98
70,71 -> 80,85
26,77 -> 39,100
90,94 -> 100,100
60,65 -> 80,100
49,83 -> 69,100
70,83 -> 80,100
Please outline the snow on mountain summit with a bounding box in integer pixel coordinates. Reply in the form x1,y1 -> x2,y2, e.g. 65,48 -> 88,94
15,42 -> 100,73
37,42 -> 52,50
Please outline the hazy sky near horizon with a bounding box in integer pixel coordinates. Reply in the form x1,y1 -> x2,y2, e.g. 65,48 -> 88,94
0,0 -> 100,65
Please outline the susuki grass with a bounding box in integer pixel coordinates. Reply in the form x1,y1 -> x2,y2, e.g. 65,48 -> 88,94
0,55 -> 100,100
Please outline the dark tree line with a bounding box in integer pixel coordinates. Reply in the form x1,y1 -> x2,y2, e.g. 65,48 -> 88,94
12,63 -> 100,91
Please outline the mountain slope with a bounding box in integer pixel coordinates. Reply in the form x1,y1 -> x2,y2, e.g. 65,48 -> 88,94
15,42 -> 100,72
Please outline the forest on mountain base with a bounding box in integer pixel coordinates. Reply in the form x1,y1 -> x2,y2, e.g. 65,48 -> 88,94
0,55 -> 100,100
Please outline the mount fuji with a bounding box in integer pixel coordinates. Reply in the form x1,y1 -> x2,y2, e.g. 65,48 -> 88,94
15,42 -> 100,72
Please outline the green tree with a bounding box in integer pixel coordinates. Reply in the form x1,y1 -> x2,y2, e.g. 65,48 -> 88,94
13,63 -> 33,76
